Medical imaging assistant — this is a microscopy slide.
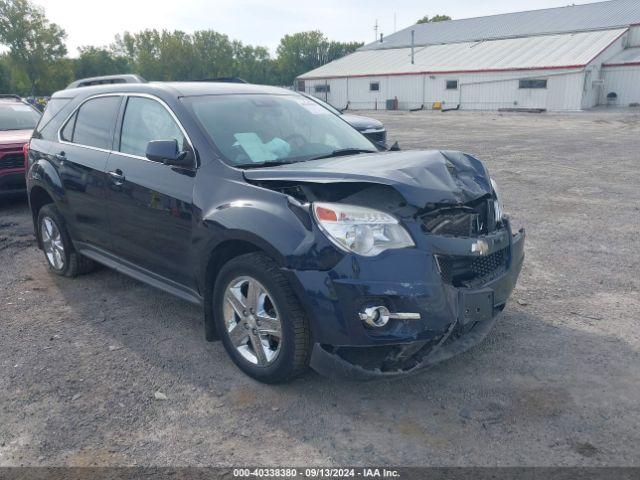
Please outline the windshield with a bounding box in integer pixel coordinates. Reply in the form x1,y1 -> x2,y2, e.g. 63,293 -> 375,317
184,94 -> 376,167
0,102 -> 41,131
302,94 -> 342,116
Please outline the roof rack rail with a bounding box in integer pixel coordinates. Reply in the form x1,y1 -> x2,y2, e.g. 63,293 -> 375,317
194,77 -> 248,84
66,74 -> 146,89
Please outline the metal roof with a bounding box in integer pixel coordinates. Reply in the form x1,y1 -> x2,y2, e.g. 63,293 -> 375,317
299,29 -> 627,79
362,0 -> 640,51
603,46 -> 640,65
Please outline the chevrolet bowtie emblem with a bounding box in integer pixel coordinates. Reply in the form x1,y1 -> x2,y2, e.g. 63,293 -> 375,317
471,240 -> 489,256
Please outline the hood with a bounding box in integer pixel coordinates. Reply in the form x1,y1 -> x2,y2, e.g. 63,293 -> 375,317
0,129 -> 32,146
243,150 -> 493,208
341,114 -> 384,131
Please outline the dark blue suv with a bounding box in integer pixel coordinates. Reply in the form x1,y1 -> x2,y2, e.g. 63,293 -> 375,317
26,82 -> 524,383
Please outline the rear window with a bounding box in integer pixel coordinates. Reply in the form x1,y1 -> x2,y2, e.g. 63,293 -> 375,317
36,98 -> 71,132
62,96 -> 120,149
0,102 -> 41,131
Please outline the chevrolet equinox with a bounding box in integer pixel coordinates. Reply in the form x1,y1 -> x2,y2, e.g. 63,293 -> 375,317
26,82 -> 524,383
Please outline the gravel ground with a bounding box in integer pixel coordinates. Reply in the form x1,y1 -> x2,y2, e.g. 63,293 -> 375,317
0,110 -> 639,467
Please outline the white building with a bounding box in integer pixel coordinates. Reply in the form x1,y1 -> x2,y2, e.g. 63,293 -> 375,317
297,0 -> 640,112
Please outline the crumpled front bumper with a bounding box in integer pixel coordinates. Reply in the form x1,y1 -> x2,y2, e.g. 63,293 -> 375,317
287,223 -> 525,380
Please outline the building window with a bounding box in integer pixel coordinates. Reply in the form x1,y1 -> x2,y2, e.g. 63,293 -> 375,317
314,84 -> 330,93
519,79 -> 548,89
297,80 -> 305,92
446,80 -> 458,90
370,82 -> 380,91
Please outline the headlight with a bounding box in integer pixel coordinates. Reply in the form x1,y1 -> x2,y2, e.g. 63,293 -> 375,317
313,202 -> 414,257
490,178 -> 504,222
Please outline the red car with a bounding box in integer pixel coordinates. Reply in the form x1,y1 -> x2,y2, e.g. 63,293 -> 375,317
0,95 -> 41,197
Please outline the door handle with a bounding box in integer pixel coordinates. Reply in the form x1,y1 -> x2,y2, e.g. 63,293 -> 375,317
54,152 -> 66,163
107,169 -> 125,185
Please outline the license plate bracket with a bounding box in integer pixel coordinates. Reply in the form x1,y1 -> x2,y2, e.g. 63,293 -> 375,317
459,289 -> 494,325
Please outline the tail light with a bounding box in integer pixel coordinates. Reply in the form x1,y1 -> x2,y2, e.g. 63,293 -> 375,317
23,142 -> 29,174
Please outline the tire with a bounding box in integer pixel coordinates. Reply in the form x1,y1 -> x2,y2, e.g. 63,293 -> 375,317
37,204 -> 95,277
213,252 -> 311,383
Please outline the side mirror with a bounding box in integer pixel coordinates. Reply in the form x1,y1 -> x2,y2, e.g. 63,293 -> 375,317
145,140 -> 191,167
375,140 -> 401,152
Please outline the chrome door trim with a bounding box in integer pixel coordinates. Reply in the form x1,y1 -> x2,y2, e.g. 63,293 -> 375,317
56,92 -> 196,166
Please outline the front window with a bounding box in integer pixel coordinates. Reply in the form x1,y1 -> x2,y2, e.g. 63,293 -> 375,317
119,96 -> 187,157
0,102 -> 41,131
184,94 -> 376,167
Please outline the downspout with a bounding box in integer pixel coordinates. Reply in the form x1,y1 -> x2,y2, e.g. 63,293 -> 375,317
411,30 -> 415,65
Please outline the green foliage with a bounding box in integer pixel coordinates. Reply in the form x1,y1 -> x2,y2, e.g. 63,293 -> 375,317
0,0 -> 363,95
75,46 -> 130,79
0,0 -> 68,94
0,56 -> 12,92
276,31 -> 362,85
416,14 -> 452,24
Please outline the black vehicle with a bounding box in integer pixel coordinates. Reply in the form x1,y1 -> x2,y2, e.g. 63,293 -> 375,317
301,93 -> 387,145
26,82 -> 524,383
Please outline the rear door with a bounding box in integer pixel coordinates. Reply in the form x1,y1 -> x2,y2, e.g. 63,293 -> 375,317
56,95 -> 122,248
104,95 -> 196,288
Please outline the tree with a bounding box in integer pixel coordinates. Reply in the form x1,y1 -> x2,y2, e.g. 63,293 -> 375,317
0,55 -> 12,92
416,14 -> 452,24
74,46 -> 130,79
276,31 -> 362,85
191,30 -> 234,80
0,0 -> 67,94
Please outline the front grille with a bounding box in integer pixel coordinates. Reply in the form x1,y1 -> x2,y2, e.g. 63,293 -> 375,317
421,200 -> 493,237
436,246 -> 509,287
363,130 -> 386,144
0,153 -> 23,170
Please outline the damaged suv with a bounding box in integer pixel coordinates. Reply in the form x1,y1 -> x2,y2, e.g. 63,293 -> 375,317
26,82 -> 524,383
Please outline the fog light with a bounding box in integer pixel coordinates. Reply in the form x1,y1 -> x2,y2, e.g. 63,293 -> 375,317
359,306 -> 391,328
359,306 -> 421,327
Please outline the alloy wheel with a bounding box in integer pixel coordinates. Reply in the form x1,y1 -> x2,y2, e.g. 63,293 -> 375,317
41,216 -> 65,270
223,276 -> 282,366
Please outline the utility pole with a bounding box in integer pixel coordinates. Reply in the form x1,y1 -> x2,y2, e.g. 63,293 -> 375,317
374,19 -> 378,42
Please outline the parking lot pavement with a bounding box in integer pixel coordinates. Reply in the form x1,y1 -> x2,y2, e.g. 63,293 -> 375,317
1,110 -> 639,467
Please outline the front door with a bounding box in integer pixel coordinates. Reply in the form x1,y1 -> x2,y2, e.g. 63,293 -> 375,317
105,95 -> 196,289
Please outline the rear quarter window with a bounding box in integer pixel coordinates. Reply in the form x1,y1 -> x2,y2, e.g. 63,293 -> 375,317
36,98 -> 71,131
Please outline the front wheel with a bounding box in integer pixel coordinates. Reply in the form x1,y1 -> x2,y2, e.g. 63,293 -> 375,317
213,252 -> 311,383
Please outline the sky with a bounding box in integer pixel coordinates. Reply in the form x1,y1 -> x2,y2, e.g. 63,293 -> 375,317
39,0 -> 603,57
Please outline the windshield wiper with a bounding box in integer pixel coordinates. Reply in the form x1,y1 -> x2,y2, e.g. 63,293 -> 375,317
234,159 -> 302,169
310,148 -> 377,161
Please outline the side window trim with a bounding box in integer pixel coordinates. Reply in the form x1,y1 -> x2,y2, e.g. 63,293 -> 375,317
115,93 -> 196,165
57,94 -> 122,153
56,93 -> 195,167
